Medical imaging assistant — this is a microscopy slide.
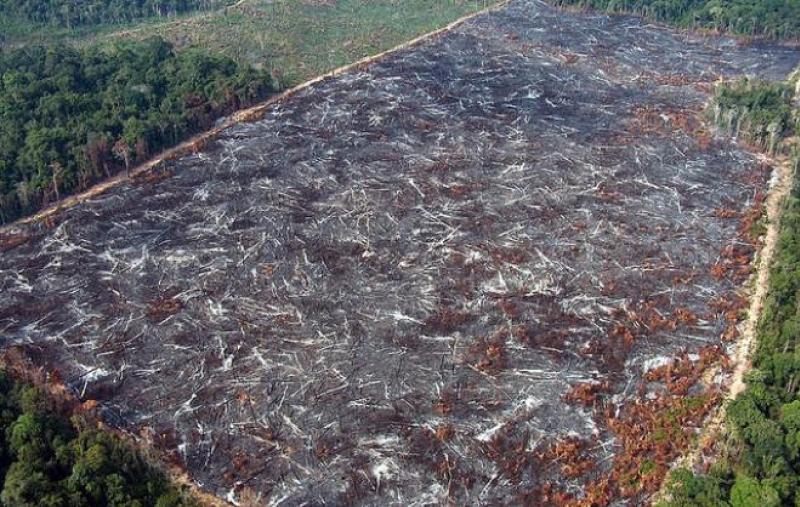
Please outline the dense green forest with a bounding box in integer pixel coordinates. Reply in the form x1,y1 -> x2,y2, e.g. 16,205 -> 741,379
660,79 -> 800,506
0,1 -> 234,29
0,371 -> 194,506
710,78 -> 798,154
0,37 -> 273,224
551,0 -> 800,39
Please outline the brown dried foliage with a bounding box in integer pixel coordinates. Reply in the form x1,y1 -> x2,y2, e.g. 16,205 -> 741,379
549,390 -> 720,506
625,105 -> 710,149
482,426 -> 533,483
146,295 -> 183,321
314,433 -> 353,462
435,424 -> 454,442
433,390 -> 456,416
564,381 -> 611,407
403,426 -> 475,497
645,345 -> 726,395
538,437 -> 596,480
424,308 -> 473,334
713,207 -> 739,219
655,74 -> 706,86
486,245 -> 529,265
711,243 -> 755,280
739,190 -> 766,242
467,335 -> 508,374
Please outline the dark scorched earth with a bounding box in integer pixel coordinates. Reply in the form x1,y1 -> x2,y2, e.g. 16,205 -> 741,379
1,0 -> 799,504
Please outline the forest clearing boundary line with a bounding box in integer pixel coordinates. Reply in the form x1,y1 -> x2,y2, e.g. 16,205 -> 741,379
653,142 -> 799,502
0,0 -> 509,235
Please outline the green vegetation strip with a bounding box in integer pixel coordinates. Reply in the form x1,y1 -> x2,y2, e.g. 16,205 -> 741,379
710,79 -> 797,154
0,1 -> 236,41
660,77 -> 800,507
0,371 -> 195,506
550,0 -> 800,40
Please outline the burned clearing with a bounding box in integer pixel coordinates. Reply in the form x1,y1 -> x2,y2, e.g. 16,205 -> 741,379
1,0 -> 799,504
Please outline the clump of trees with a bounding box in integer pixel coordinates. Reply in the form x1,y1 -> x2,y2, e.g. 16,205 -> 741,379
0,37 -> 273,223
551,0 -> 800,40
710,78 -> 797,154
0,370 -> 194,506
659,79 -> 800,506
0,1 -> 234,28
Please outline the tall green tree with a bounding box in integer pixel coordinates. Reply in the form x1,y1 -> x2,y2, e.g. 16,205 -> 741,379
0,37 -> 273,223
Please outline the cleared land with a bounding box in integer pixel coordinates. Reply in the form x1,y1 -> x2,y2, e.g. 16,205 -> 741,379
1,0 -> 799,504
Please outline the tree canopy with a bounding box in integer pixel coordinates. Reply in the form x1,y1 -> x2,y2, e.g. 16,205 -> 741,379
551,0 -> 800,39
710,78 -> 797,153
0,0 -> 235,28
0,36 -> 273,223
0,371 -> 194,506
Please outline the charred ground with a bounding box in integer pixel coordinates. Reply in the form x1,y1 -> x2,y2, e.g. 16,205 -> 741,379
1,0 -> 799,504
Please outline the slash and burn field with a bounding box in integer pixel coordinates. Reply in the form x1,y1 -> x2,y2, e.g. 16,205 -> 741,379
1,0 -> 798,505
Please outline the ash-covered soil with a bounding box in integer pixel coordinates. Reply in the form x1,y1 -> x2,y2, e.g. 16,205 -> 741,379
1,0 -> 798,504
